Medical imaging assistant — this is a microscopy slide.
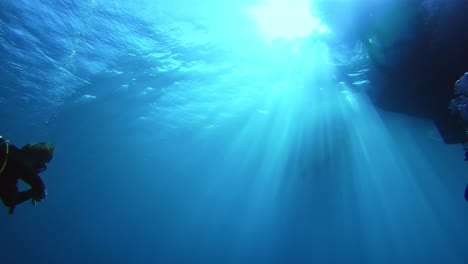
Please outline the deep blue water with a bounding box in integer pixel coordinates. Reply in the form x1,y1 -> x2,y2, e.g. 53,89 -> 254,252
1,0 -> 468,263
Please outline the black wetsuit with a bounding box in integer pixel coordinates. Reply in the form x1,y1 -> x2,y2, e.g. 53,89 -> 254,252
0,144 -> 45,214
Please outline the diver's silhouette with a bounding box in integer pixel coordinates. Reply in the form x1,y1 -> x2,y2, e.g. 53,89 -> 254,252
0,136 -> 54,214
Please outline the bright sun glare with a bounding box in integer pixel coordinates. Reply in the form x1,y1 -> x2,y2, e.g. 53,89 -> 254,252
244,0 -> 327,42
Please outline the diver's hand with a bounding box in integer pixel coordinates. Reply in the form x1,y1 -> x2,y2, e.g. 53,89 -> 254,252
32,189 -> 47,206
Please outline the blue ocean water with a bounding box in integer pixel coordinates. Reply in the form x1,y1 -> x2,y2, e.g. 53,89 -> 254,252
1,0 -> 468,263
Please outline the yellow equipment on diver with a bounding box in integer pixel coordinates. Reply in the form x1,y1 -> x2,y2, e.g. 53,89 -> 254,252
0,136 -> 9,175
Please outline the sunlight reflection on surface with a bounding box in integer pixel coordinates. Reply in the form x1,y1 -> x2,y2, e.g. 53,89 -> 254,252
244,0 -> 327,42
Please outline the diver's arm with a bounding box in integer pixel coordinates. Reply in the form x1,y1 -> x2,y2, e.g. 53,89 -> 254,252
4,172 -> 46,214
11,189 -> 35,205
5,182 -> 45,214
19,169 -> 46,204
1,186 -> 35,214
19,170 -> 45,193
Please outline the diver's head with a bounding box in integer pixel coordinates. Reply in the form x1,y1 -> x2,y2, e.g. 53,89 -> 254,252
21,143 -> 55,173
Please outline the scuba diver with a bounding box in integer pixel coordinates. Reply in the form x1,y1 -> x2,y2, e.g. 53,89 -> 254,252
449,72 -> 468,202
0,136 -> 54,214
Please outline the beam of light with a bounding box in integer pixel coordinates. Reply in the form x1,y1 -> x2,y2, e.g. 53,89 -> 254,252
244,0 -> 327,43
